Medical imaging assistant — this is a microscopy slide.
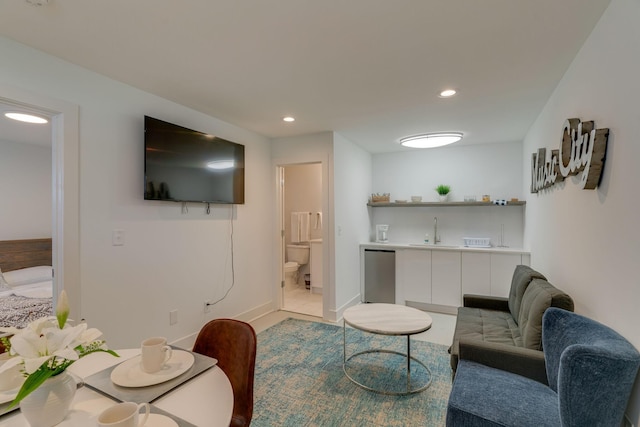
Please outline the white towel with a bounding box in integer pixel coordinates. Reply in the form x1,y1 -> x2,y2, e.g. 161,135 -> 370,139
314,212 -> 323,230
299,212 -> 311,242
291,212 -> 300,243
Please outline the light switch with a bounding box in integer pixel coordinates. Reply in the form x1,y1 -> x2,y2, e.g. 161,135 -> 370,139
112,229 -> 125,246
169,310 -> 178,325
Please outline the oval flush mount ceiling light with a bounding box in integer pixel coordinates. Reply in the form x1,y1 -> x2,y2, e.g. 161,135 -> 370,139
439,89 -> 457,98
4,112 -> 49,124
282,116 -> 295,122
399,132 -> 463,148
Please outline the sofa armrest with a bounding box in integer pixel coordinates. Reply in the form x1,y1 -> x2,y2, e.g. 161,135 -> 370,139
463,294 -> 509,311
458,338 -> 548,385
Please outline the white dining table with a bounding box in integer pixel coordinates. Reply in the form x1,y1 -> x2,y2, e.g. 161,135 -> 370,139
0,349 -> 233,427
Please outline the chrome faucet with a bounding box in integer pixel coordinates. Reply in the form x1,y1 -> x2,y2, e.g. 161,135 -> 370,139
433,217 -> 441,244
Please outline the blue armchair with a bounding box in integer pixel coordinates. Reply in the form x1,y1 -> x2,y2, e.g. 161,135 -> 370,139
446,307 -> 640,427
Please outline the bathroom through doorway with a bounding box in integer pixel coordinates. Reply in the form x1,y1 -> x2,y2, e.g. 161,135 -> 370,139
281,163 -> 323,317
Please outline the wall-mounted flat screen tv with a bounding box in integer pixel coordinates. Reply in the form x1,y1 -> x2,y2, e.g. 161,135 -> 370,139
144,116 -> 245,204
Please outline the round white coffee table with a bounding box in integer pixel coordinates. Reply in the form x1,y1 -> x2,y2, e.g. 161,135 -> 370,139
343,303 -> 433,395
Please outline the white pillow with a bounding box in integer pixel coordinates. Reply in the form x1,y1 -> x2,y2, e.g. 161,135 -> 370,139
3,266 -> 53,288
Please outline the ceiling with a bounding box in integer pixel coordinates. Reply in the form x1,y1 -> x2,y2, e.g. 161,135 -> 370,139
0,0 -> 611,153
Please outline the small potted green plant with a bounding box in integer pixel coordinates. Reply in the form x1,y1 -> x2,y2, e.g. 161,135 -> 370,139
435,184 -> 451,202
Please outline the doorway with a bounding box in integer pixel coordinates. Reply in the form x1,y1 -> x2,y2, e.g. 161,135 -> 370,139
280,163 -> 323,317
0,86 -> 79,315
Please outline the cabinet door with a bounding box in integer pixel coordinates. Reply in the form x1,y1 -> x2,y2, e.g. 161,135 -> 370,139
432,251 -> 461,306
396,249 -> 431,304
490,253 -> 523,297
462,252 -> 491,296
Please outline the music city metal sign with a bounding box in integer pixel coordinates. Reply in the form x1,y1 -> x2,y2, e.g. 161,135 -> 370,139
531,118 -> 609,193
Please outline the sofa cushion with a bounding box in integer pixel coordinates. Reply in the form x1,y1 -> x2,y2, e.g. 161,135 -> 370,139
518,279 -> 574,350
507,265 -> 546,321
446,360 -> 561,427
450,307 -> 522,368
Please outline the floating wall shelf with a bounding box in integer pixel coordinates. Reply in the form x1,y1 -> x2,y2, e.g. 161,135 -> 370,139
367,201 -> 526,207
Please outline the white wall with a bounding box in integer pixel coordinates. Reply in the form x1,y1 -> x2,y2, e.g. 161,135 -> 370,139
372,141 -> 523,202
0,36 -> 274,349
0,140 -> 51,239
332,133 -> 372,316
523,0 -> 640,421
371,142 -> 524,247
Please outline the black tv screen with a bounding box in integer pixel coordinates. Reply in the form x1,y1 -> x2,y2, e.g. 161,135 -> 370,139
144,116 -> 245,204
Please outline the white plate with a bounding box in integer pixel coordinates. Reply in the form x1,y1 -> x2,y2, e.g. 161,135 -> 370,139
0,364 -> 25,404
111,350 -> 195,388
146,413 -> 179,427
0,386 -> 21,405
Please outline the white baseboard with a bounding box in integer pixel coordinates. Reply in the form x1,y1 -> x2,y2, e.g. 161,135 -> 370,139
405,301 -> 457,315
328,293 -> 361,322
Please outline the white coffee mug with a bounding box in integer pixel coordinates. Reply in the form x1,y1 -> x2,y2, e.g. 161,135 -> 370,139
140,337 -> 172,373
97,402 -> 150,427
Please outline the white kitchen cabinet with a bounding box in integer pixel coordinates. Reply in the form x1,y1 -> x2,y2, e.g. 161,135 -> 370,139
396,249 -> 431,304
363,243 -> 530,313
310,240 -> 323,294
490,253 -> 525,297
432,250 -> 461,306
461,252 -> 491,295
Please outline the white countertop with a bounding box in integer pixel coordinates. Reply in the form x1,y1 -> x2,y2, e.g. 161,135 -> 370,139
360,242 -> 530,254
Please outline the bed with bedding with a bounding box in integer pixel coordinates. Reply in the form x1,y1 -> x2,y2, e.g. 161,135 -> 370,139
0,239 -> 53,330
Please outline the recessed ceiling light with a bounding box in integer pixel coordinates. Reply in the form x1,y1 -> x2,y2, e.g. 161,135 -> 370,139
399,132 -> 463,148
4,112 -> 49,124
283,116 -> 295,122
439,89 -> 457,98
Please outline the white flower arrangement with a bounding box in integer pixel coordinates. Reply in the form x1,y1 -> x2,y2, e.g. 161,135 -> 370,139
0,290 -> 117,407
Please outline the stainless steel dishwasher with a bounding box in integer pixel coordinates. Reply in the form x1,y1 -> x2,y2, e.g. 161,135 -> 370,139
364,249 -> 396,303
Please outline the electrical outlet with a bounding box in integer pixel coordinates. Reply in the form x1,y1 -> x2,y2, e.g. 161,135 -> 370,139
204,300 -> 212,314
112,229 -> 125,246
169,310 -> 178,325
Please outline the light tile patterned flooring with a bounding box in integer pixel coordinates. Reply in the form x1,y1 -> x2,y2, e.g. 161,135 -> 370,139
282,285 -> 323,317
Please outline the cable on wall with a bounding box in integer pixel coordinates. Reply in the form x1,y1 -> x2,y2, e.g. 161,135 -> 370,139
206,204 -> 236,308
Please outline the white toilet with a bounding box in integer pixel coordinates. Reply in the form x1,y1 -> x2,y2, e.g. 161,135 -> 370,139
284,244 -> 310,290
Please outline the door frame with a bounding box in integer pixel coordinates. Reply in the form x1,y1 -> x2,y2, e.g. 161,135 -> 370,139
273,156 -> 330,319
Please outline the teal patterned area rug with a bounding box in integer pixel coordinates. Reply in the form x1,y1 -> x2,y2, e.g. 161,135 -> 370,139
252,318 -> 453,427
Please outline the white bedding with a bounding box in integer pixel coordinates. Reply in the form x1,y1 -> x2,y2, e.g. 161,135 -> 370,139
0,280 -> 53,299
